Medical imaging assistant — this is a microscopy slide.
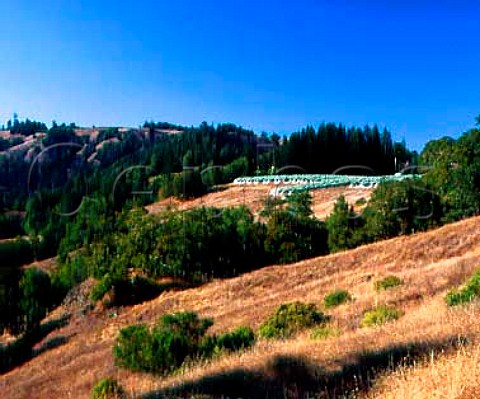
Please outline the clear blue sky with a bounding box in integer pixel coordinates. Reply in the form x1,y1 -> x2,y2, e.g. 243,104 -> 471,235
0,0 -> 479,151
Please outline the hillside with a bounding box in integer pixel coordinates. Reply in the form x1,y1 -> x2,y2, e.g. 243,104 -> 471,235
2,214 -> 480,398
146,184 -> 373,219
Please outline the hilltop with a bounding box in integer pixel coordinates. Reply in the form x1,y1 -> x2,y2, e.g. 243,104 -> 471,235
2,212 -> 480,398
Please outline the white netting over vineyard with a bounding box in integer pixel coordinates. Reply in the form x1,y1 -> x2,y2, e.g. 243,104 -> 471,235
233,174 -> 417,196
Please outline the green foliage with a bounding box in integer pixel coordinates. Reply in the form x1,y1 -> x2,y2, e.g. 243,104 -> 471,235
214,326 -> 255,352
198,326 -> 256,358
51,253 -> 91,300
355,197 -> 367,206
360,305 -> 403,327
1,267 -> 53,335
6,116 -> 48,136
363,180 -> 442,241
0,267 -> 21,334
264,209 -> 328,264
113,312 -> 214,374
19,268 -> 52,333
70,205 -> 267,285
113,313 -> 255,376
445,289 -> 475,306
445,269 -> 480,306
310,325 -> 340,340
374,275 -> 404,291
286,191 -> 313,219
276,123 -> 401,175
91,378 -> 126,399
324,289 -> 352,308
0,238 -> 34,268
420,129 -> 480,223
258,302 -> 328,339
90,273 -> 118,303
113,324 -> 155,372
159,312 -> 214,346
326,196 -> 357,252
260,195 -> 285,218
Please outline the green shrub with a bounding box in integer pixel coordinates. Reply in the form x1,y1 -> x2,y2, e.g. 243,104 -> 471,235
197,334 -> 218,358
445,289 -> 474,306
445,269 -> 480,306
91,274 -> 116,303
360,305 -> 403,327
374,275 -> 404,291
113,324 -> 155,372
198,326 -> 256,357
215,326 -> 255,351
310,325 -> 340,340
324,289 -> 352,308
158,311 -> 213,346
91,378 -> 126,399
258,302 -> 328,339
113,312 -> 214,374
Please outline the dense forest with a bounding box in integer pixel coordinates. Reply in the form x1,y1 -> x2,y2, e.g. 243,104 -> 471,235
1,114 -> 479,365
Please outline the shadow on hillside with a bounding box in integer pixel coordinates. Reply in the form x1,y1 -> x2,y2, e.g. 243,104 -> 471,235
140,335 -> 469,399
106,278 -> 197,308
33,334 -> 71,357
0,314 -> 71,374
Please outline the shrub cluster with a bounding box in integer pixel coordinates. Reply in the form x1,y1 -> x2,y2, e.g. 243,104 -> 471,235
324,289 -> 352,308
360,305 -> 403,327
445,269 -> 480,306
199,326 -> 255,358
215,326 -> 256,352
258,302 -> 328,339
113,311 -> 254,374
374,275 -> 404,291
91,378 -> 126,399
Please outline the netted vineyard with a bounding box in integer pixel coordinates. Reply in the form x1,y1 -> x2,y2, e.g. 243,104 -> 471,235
233,174 -> 417,196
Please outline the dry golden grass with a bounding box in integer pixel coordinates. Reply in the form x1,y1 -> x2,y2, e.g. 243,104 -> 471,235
368,340 -> 480,399
146,184 -> 372,220
1,214 -> 480,398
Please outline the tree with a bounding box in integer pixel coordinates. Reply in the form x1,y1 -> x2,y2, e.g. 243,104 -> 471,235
265,200 -> 327,264
19,268 -> 52,333
286,191 -> 313,219
326,196 -> 354,252
362,180 -> 441,240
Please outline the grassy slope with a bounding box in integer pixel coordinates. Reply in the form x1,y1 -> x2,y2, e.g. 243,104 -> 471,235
1,214 -> 480,398
146,184 -> 372,219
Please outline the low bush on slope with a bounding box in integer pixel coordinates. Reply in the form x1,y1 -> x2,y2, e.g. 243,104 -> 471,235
374,275 -> 404,291
259,302 -> 328,339
445,269 -> 480,306
91,378 -> 126,399
113,311 -> 255,374
324,289 -> 352,308
360,305 -> 403,327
